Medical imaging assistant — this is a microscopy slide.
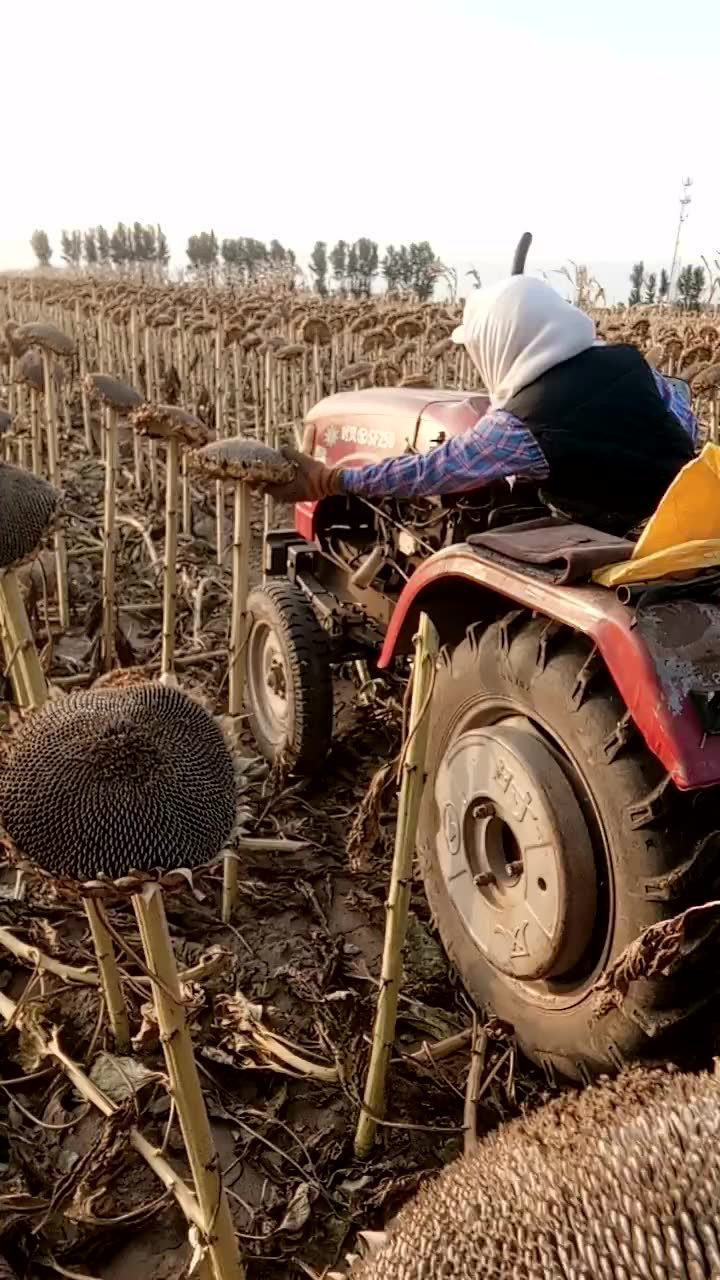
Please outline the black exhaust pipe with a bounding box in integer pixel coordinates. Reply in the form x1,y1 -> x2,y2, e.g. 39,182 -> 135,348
511,232 -> 532,275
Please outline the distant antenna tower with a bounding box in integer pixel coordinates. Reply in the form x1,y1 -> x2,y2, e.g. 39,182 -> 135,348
668,177 -> 693,299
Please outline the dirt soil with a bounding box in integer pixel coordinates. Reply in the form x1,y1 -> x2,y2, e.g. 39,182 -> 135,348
0,432 -> 552,1280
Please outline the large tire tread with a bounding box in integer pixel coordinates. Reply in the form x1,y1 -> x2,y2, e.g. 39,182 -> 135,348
418,611 -> 720,1082
246,582 -> 333,772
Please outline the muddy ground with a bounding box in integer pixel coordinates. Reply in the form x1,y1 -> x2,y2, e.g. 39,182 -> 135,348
0,432 -> 552,1279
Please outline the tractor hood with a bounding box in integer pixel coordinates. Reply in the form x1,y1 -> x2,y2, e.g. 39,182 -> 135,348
304,387 -> 490,468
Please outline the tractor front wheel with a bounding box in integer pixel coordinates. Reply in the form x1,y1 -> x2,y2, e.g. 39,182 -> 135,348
245,582 -> 333,772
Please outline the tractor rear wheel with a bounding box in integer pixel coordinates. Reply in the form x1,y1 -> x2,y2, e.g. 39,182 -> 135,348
245,582 -> 333,772
417,611 -> 720,1082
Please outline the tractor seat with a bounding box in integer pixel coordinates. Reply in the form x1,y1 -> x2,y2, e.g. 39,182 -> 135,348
467,517 -> 635,585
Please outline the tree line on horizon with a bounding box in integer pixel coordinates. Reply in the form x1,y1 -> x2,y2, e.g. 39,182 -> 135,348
308,239 -> 445,300
28,227 -> 450,300
31,225 -> 170,275
628,260 -> 714,310
35,227 -> 714,310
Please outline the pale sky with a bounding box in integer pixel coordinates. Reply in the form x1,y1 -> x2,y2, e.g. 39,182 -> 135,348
2,0 -> 718,299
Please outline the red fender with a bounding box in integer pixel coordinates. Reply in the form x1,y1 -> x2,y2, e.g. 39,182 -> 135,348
377,546 -> 720,791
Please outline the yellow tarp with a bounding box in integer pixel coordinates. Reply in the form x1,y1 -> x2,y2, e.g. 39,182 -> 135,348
593,443 -> 720,587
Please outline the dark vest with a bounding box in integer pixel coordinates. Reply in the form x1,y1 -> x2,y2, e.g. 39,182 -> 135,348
503,344 -> 694,530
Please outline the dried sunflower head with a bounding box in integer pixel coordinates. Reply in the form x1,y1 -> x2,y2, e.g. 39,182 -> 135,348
361,327 -> 394,352
16,350 -> 45,392
0,683 -> 238,884
275,343 -> 305,361
85,373 -> 144,411
189,437 -> 296,485
349,1067 -> 720,1280
131,404 -> 209,448
301,317 -> 331,345
11,322 -> 76,358
393,317 -> 424,340
0,463 -> 62,569
339,361 -> 373,387
692,362 -> 720,392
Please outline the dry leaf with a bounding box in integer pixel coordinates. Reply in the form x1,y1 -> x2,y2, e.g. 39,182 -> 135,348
16,1005 -> 52,1073
0,1192 -> 48,1213
132,1001 -> 160,1051
89,1053 -> 161,1104
187,1224 -> 208,1276
216,993 -> 338,1080
278,1182 -> 317,1235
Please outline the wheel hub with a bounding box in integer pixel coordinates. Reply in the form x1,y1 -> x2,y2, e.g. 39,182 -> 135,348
435,722 -> 597,980
266,655 -> 287,700
247,621 -> 289,746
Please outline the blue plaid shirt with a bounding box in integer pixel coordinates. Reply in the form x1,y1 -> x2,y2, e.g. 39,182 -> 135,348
342,370 -> 698,500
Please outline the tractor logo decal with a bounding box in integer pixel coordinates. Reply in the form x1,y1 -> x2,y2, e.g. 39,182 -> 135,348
327,423 -> 395,449
443,803 -> 461,855
494,919 -> 531,961
494,756 -> 531,823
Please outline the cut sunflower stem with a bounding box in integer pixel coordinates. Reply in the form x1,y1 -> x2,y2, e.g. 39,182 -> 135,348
133,882 -> 244,1280
0,925 -> 226,990
233,837 -> 308,853
0,925 -> 98,986
0,589 -> 28,707
222,479 -> 252,925
101,406 -> 118,672
221,852 -> 238,926
405,1027 -> 473,1064
129,307 -> 144,489
214,322 -> 225,567
0,569 -> 47,708
354,611 -> 438,1159
29,388 -> 41,475
228,481 -> 251,718
261,349 -> 274,583
84,900 -> 131,1051
161,437 -> 180,682
40,352 -> 69,630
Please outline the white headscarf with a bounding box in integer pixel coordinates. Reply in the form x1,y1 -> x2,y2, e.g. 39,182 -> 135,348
451,276 -> 596,409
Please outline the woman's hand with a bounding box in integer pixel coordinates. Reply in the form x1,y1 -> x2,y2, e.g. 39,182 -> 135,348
265,446 -> 346,503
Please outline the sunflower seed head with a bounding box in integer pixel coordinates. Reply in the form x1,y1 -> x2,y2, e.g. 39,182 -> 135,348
301,317 -> 331,344
11,322 -> 76,358
16,350 -> 44,391
130,404 -> 209,447
85,373 -> 144,411
351,1067 -> 720,1279
189,436 -> 296,485
0,463 -> 62,569
0,683 -> 238,884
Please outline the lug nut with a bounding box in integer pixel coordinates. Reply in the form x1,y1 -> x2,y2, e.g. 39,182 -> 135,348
474,871 -> 496,888
471,800 -> 495,820
506,860 -> 524,877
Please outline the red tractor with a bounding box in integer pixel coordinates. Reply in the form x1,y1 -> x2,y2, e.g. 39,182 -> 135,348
245,237 -> 720,1082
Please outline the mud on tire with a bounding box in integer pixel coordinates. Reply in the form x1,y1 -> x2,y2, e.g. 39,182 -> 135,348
417,611 -> 720,1082
246,582 -> 333,772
